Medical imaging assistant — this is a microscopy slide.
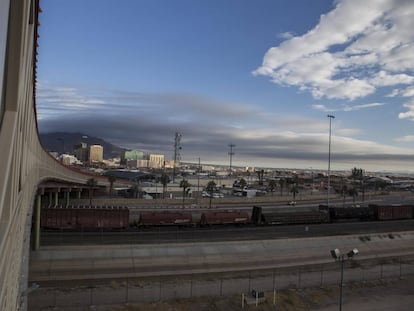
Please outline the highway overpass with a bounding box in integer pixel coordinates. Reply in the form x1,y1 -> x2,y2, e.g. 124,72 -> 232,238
0,1 -> 103,309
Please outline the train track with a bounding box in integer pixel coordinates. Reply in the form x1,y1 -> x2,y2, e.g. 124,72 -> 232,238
40,219 -> 414,246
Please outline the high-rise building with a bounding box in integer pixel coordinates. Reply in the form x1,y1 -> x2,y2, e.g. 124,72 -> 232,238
149,154 -> 164,168
89,145 -> 103,163
73,142 -> 89,163
121,149 -> 144,164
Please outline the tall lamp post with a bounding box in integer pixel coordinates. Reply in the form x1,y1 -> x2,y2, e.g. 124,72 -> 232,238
327,114 -> 335,206
330,248 -> 359,311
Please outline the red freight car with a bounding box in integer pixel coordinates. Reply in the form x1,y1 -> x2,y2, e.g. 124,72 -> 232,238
40,205 -> 129,229
139,211 -> 193,226
370,204 -> 414,221
200,210 -> 250,225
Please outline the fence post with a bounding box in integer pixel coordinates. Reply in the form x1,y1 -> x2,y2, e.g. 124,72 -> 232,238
320,264 -> 324,288
298,267 -> 301,289
248,271 -> 251,292
273,289 -> 276,305
272,268 -> 275,291
159,277 -> 162,301
220,275 -> 223,296
126,278 -> 129,303
242,293 -> 245,309
399,257 -> 402,279
190,275 -> 193,298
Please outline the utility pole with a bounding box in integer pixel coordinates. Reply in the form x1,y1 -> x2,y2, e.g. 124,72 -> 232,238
173,132 -> 182,183
327,114 -> 335,206
228,144 -> 235,176
196,157 -> 201,204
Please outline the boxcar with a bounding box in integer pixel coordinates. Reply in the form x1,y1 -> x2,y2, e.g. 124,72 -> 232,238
139,211 -> 193,226
370,204 -> 414,220
40,205 -> 129,229
253,206 -> 329,225
200,210 -> 250,225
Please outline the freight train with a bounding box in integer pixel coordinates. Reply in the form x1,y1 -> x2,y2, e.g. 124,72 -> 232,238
40,203 -> 414,230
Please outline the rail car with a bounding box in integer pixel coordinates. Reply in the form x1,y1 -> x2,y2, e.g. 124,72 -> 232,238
252,206 -> 330,225
139,211 -> 192,226
200,210 -> 250,226
40,205 -> 129,229
40,204 -> 414,230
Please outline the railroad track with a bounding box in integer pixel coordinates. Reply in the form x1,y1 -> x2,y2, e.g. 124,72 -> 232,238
40,219 -> 414,246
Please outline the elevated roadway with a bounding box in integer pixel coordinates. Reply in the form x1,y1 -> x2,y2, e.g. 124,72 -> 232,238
0,1 -> 107,309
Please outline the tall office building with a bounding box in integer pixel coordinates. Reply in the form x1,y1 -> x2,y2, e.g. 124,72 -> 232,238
121,149 -> 144,164
89,145 -> 103,163
73,142 -> 89,163
149,154 -> 165,168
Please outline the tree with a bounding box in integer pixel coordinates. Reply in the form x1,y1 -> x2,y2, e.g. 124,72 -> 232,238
256,169 -> 264,186
107,173 -> 116,197
86,178 -> 97,206
206,180 -> 216,208
159,173 -> 170,199
341,184 -> 348,207
351,167 -> 364,202
179,179 -> 191,208
268,180 -> 276,196
348,188 -> 358,203
290,184 -> 299,201
279,178 -> 285,196
239,178 -> 247,189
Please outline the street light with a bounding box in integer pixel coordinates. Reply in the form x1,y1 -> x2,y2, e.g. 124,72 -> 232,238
330,248 -> 359,311
327,114 -> 335,206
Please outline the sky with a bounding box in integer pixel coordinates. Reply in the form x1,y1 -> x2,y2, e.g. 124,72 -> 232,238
37,0 -> 414,172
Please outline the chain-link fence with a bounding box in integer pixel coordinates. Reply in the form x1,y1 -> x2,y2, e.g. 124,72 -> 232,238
28,255 -> 414,310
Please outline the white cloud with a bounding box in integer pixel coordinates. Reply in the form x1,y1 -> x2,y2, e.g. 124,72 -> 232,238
277,31 -> 295,39
254,0 -> 414,101
398,101 -> 414,120
395,135 -> 414,142
312,102 -> 385,112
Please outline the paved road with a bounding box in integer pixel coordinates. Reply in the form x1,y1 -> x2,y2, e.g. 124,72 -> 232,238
41,219 -> 414,245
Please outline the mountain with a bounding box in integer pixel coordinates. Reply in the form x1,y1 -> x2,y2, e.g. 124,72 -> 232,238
39,132 -> 127,159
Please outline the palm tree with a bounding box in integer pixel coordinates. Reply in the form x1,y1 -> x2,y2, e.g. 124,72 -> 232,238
268,180 -> 276,196
348,188 -> 358,203
239,178 -> 247,189
86,178 -> 97,206
290,183 -> 299,201
179,179 -> 191,208
351,167 -> 364,203
107,173 -> 116,197
206,180 -> 216,208
279,178 -> 285,196
159,173 -> 170,199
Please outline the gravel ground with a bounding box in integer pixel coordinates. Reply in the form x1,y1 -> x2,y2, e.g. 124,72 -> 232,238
35,275 -> 414,311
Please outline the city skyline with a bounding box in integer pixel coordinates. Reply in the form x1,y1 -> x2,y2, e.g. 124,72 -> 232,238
37,0 -> 414,171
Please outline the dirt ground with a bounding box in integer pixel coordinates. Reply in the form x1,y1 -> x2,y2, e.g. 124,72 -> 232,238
37,275 -> 414,311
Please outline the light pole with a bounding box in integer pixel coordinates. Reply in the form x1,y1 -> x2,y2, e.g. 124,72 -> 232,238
330,248 -> 359,311
327,114 -> 335,206
228,144 -> 235,176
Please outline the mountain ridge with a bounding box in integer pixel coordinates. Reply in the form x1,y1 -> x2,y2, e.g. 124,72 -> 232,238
39,132 -> 127,159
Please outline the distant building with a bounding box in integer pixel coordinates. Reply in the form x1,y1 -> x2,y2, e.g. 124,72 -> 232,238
148,154 -> 164,168
73,142 -> 89,163
60,154 -> 82,166
127,159 -> 149,168
89,145 -> 103,162
122,150 -> 144,164
164,160 -> 177,169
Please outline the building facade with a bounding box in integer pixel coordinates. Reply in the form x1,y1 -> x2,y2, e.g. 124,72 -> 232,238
89,145 -> 103,163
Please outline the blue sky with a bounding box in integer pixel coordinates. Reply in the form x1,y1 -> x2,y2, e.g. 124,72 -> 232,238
37,0 -> 414,172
